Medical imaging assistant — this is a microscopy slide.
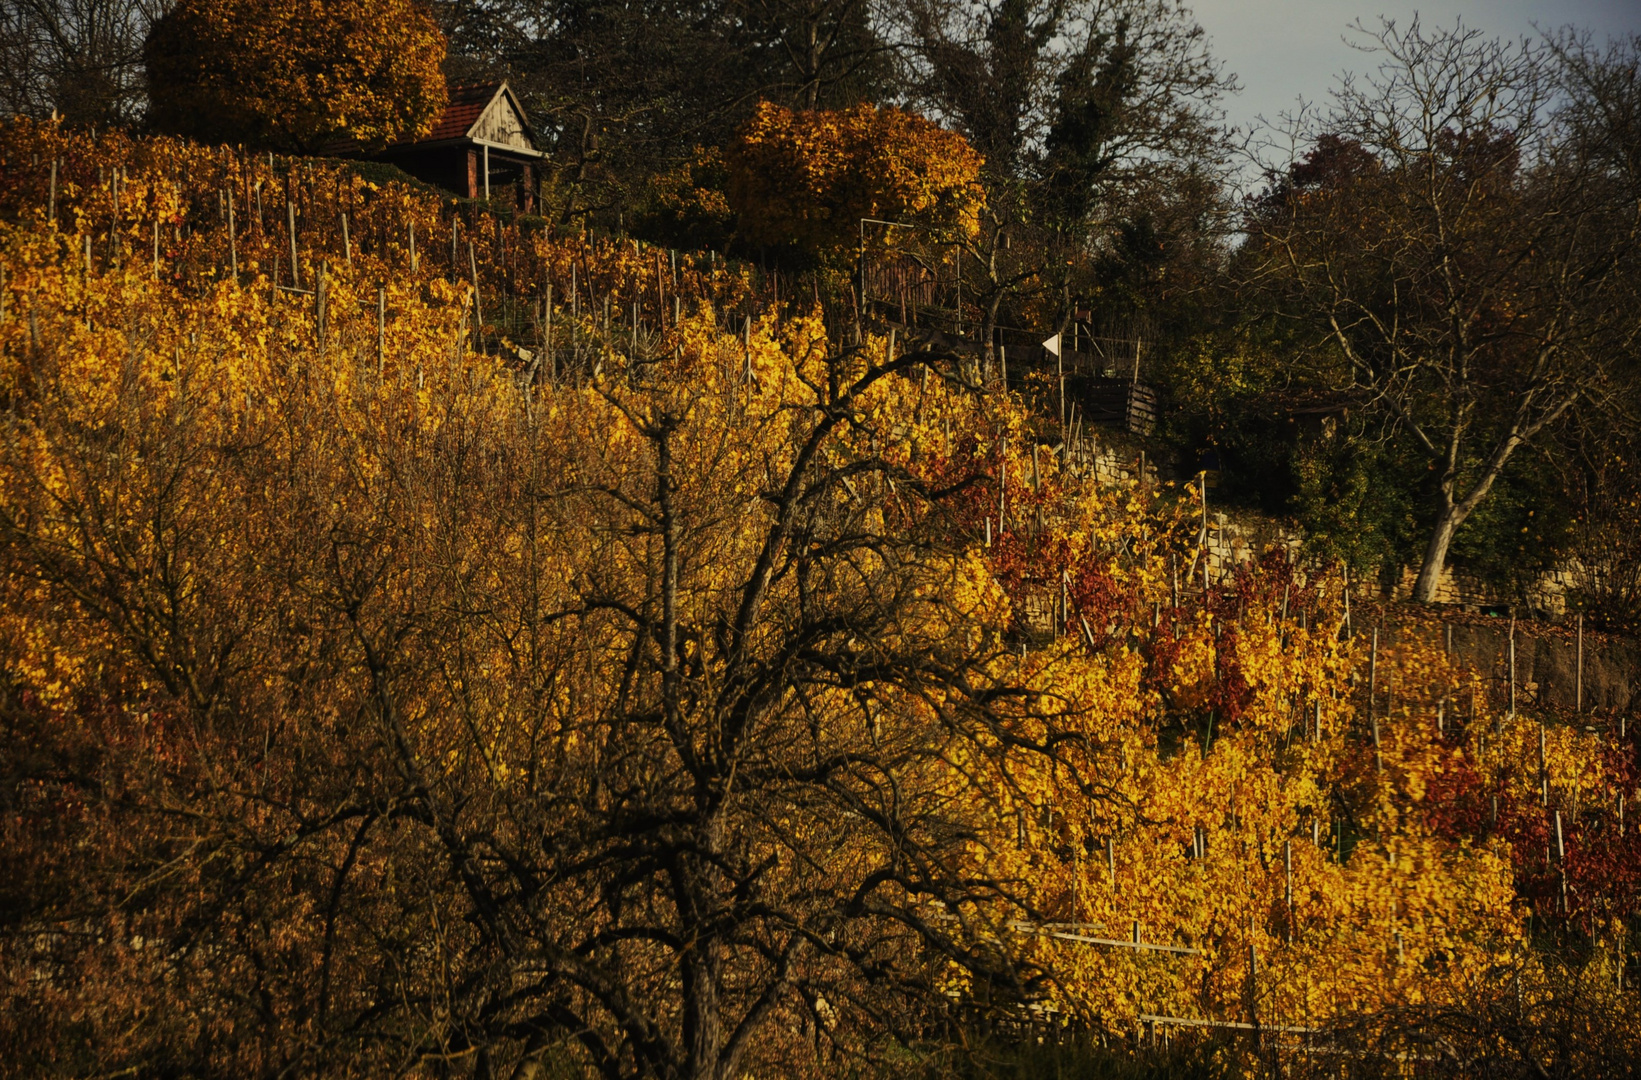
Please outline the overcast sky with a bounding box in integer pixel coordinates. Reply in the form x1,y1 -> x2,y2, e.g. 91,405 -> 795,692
1192,0 -> 1641,140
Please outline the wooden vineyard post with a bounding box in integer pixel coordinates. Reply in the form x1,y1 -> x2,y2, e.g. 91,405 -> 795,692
1246,941 -> 1259,1035
1058,347 -> 1066,442
1342,564 -> 1352,638
286,198 -> 300,289
48,157 -> 57,223
1284,840 -> 1293,943
545,284 -> 554,384
341,212 -> 352,270
376,285 -> 386,377
1509,615 -> 1518,719
152,220 -> 160,279
227,193 -> 238,282
998,450 -> 1008,539
1577,613 -> 1584,713
315,262 -> 328,356
1555,810 -> 1567,912
1370,630 -> 1384,768
1199,473 -> 1209,588
1369,628 -> 1378,716
1539,723 -> 1548,806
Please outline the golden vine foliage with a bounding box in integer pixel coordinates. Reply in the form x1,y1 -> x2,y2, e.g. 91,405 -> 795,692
144,0 -> 448,152
0,119 -> 1636,1077
728,102 -> 987,259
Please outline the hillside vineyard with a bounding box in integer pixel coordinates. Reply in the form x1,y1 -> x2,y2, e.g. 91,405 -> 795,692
0,120 -> 1638,1080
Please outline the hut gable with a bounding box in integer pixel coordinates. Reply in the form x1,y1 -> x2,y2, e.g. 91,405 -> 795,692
469,89 -> 533,151
419,83 -> 538,152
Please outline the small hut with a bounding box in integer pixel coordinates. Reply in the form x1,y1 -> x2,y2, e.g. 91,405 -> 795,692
346,82 -> 544,210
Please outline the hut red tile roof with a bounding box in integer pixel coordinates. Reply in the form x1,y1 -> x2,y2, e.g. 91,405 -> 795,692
418,83 -> 502,144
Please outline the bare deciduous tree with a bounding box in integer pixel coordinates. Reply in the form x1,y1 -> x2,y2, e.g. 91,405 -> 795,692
0,0 -> 164,126
0,273 -> 1080,1078
1249,19 -> 1640,603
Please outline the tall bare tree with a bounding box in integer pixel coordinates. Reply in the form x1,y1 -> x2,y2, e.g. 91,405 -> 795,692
1248,19 -> 1640,603
0,254 -> 1079,1078
0,0 -> 164,126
